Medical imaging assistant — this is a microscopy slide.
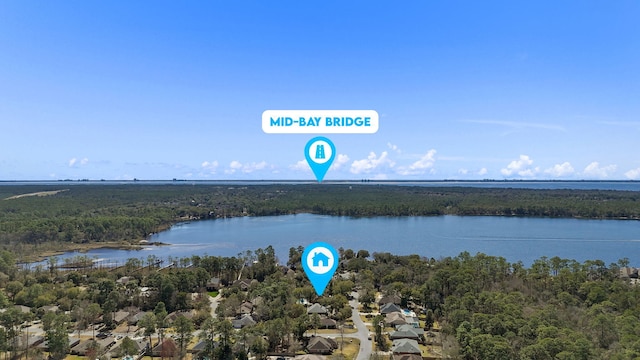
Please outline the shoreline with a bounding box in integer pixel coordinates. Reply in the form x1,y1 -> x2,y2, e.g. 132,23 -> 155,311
23,241 -> 170,264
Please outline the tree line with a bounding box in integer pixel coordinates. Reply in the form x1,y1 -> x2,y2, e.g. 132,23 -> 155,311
2,184 -> 640,260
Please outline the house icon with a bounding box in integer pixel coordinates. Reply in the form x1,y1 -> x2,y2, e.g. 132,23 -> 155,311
312,251 -> 331,267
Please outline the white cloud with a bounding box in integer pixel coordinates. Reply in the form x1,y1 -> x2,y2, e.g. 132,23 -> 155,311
225,160 -> 270,174
387,142 -> 401,153
331,154 -> 350,171
478,168 -> 488,176
396,149 -> 437,176
68,157 -> 89,167
458,168 -> 469,175
544,162 -> 575,177
501,155 -> 538,177
625,168 -> 640,180
350,151 -> 395,174
290,160 -> 310,172
201,160 -> 219,173
583,162 -> 617,179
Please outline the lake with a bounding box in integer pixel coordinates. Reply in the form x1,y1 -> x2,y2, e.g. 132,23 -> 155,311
42,214 -> 640,268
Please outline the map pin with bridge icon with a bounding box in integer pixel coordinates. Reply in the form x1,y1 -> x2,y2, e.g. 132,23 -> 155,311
305,137 -> 335,183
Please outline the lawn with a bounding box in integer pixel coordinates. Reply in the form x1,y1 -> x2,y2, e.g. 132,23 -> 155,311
336,338 -> 360,360
208,290 -> 219,297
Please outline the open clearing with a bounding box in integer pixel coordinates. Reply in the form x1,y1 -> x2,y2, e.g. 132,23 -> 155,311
4,189 -> 68,200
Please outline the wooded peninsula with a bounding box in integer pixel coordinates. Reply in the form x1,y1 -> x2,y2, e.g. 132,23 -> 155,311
1,184 -> 640,359
1,184 -> 639,260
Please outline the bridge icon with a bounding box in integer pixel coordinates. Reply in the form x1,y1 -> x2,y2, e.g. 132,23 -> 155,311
315,144 -> 325,160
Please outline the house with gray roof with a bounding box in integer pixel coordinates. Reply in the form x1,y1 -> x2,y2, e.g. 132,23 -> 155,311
380,303 -> 402,314
389,327 -> 423,344
307,303 -> 328,315
391,339 -> 421,355
232,314 -> 257,329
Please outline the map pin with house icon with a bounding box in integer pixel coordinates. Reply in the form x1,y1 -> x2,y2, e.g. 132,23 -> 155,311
302,242 -> 339,296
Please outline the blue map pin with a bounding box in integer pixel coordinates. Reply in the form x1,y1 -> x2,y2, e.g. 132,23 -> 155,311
302,242 -> 339,296
305,137 -> 336,182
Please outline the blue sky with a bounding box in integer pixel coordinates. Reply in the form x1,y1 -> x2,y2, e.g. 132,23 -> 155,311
1,1 -> 639,180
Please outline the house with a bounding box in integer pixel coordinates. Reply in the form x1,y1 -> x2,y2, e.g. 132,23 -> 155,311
13,334 -> 44,349
620,267 -> 639,279
71,337 -> 115,356
378,294 -> 402,306
38,336 -> 80,351
152,338 -> 178,358
236,301 -> 253,315
396,325 -> 424,336
389,327 -> 423,343
306,336 -> 338,355
404,316 -> 420,328
380,303 -> 402,314
320,318 -> 337,329
113,310 -> 130,324
233,279 -> 253,291
108,337 -> 148,357
190,339 -> 217,354
385,312 -> 407,327
206,277 -> 222,291
391,339 -> 421,355
165,311 -> 194,324
14,305 -> 31,314
307,303 -> 328,315
295,354 -> 326,360
312,252 -> 330,267
232,314 -> 257,329
392,354 -> 423,360
40,305 -> 60,313
128,311 -> 150,326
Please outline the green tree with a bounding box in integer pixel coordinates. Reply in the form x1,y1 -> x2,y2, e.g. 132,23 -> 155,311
45,313 -> 70,360
86,303 -> 102,339
154,302 -> 169,349
215,318 -> 234,360
138,312 -> 157,352
0,307 -> 24,358
119,337 -> 138,357
174,315 -> 194,358
198,317 -> 217,359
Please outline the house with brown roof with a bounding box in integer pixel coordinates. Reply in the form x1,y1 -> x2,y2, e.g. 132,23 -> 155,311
320,318 -> 337,329
233,279 -> 253,291
306,337 -> 338,355
236,301 -> 253,315
378,294 -> 402,306
385,312 -> 407,327
152,338 -> 178,358
206,277 -> 222,291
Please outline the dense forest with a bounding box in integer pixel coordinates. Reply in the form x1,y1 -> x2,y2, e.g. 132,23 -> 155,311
0,245 -> 639,359
1,184 -> 639,260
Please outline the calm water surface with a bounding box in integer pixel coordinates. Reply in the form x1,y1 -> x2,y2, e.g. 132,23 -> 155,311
45,214 -> 640,267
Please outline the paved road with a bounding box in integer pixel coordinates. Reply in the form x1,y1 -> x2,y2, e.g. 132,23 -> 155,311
209,293 -> 222,316
303,292 -> 372,360
349,292 -> 373,360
